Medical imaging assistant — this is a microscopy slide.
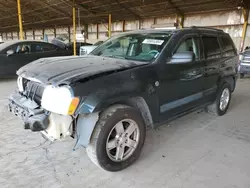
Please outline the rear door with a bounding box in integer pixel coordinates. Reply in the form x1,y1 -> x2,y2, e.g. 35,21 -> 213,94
201,34 -> 223,100
31,42 -> 66,58
219,35 -> 238,71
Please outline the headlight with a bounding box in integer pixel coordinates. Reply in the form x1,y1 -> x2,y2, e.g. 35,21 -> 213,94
41,85 -> 79,115
17,76 -> 24,92
239,54 -> 244,61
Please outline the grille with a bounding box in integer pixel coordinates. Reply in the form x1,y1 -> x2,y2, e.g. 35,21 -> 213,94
243,56 -> 250,63
22,78 -> 45,105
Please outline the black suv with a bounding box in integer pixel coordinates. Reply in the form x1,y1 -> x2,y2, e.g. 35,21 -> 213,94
8,27 -> 238,171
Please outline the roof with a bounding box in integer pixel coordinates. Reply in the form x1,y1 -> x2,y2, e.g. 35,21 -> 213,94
0,40 -> 53,50
0,0 -> 249,32
123,27 -> 226,34
0,40 -> 49,45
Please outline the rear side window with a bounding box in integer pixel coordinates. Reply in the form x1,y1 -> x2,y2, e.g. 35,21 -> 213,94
202,36 -> 221,59
220,36 -> 236,57
31,43 -> 57,53
42,43 -> 57,52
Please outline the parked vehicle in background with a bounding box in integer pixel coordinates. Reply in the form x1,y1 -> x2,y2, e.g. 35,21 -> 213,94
67,42 -> 92,55
239,47 -> 250,78
79,41 -> 103,56
51,36 -> 92,55
8,27 -> 238,172
0,40 -> 72,76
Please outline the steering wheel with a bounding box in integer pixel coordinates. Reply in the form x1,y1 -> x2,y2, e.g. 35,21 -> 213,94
148,50 -> 159,56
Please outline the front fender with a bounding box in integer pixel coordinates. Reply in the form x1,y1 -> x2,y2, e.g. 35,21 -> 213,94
75,94 -> 139,114
74,112 -> 99,149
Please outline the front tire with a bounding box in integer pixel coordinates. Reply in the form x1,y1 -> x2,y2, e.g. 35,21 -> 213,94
86,105 -> 146,172
240,73 -> 245,79
206,83 -> 232,116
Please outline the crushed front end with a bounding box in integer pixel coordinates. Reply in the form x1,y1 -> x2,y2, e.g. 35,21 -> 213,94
8,76 -> 76,141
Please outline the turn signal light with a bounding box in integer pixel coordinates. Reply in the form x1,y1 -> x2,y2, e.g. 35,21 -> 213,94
68,97 -> 80,115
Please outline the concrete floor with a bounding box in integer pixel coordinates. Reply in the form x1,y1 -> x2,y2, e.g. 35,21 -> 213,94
1,78 -> 250,188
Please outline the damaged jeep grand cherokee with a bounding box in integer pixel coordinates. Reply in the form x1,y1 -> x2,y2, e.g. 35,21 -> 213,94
9,27 -> 238,172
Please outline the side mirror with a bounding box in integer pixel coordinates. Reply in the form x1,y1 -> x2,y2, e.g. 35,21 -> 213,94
6,49 -> 14,57
170,51 -> 195,64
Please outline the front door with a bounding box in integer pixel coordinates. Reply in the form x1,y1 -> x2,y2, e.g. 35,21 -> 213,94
158,35 -> 206,121
2,42 -> 38,75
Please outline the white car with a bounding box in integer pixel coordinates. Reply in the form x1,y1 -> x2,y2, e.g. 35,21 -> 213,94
79,41 -> 103,56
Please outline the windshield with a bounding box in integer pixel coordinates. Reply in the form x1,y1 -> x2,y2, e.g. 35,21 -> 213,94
93,41 -> 103,46
91,32 -> 172,62
0,41 -> 16,51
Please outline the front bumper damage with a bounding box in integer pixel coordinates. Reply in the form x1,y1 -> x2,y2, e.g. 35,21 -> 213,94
9,91 -> 100,149
9,92 -> 48,131
8,92 -> 73,141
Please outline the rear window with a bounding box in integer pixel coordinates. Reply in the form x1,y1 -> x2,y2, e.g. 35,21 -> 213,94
202,36 -> 221,59
220,36 -> 236,57
32,43 -> 57,53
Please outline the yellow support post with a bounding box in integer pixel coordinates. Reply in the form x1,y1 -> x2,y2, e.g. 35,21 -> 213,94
17,0 -> 23,40
72,0 -> 76,56
180,15 -> 184,29
108,14 -> 112,38
241,8 -> 249,52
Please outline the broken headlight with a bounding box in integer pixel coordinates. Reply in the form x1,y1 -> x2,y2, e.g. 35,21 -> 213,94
41,85 -> 79,115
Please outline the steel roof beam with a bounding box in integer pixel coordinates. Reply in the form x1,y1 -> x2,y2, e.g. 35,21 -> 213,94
114,0 -> 141,19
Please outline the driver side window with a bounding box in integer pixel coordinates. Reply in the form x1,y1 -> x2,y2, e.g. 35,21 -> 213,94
15,43 -> 31,54
175,37 -> 199,60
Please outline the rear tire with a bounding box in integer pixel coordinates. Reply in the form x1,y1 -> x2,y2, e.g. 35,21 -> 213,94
206,83 -> 231,116
86,104 -> 146,172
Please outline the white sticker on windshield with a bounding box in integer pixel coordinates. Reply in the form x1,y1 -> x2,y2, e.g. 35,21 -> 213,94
142,39 -> 164,45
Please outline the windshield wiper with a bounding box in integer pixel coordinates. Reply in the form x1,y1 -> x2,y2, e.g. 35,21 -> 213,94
101,55 -> 126,59
124,56 -> 150,62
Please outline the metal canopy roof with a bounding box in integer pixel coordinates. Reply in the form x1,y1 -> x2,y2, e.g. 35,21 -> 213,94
0,0 -> 249,32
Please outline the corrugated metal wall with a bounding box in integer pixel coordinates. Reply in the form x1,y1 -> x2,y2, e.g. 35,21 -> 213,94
1,10 -> 250,50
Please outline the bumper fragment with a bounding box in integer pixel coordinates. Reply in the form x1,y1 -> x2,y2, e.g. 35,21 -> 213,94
8,92 -> 73,141
8,92 -> 49,132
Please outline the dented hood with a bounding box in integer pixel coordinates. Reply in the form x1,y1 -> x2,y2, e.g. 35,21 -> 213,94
17,55 -> 145,85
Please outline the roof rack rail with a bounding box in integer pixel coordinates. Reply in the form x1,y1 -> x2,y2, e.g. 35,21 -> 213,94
190,26 -> 223,32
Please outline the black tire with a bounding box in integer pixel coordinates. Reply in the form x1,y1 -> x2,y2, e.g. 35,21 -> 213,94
206,82 -> 232,116
86,104 -> 146,172
240,73 -> 245,79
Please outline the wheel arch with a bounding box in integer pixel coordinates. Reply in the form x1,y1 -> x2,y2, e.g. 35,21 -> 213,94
74,96 -> 153,149
116,96 -> 153,129
94,96 -> 154,129
217,75 -> 236,92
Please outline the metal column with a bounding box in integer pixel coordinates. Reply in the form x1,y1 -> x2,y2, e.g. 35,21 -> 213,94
97,24 -> 99,39
108,14 -> 112,38
17,0 -> 23,40
72,0 -> 76,56
180,15 -> 184,29
241,8 -> 249,51
122,20 -> 126,32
